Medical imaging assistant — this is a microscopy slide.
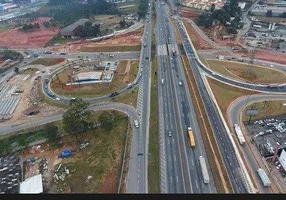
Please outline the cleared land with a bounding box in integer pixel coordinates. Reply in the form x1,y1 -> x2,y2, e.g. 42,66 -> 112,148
242,100 -> 286,122
23,68 -> 39,74
30,58 -> 65,66
182,19 -> 213,50
202,59 -> 286,84
0,17 -> 59,48
79,45 -> 141,52
51,60 -> 139,98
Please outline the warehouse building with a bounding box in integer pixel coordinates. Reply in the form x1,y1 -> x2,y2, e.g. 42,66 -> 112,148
19,174 -> 43,194
76,71 -> 102,82
60,18 -> 90,38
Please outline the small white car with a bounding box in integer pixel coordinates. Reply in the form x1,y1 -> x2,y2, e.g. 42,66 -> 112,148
56,97 -> 60,101
270,65 -> 274,68
179,81 -> 182,86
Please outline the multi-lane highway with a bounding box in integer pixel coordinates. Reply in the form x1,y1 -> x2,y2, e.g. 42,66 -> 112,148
174,16 -> 249,192
157,1 -> 216,193
126,0 -> 153,193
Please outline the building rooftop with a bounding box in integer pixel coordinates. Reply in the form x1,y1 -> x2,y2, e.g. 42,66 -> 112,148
60,18 -> 90,36
19,174 -> 43,194
76,71 -> 102,81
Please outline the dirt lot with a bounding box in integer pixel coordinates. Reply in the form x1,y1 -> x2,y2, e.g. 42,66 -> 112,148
0,17 -> 60,49
51,60 -> 139,98
179,9 -> 201,21
22,112 -> 129,193
48,27 -> 143,53
183,19 -> 214,50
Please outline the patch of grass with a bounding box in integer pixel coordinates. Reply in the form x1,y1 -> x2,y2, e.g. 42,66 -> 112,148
22,67 -> 39,74
148,58 -> 160,193
203,59 -> 286,84
0,24 -> 14,33
51,60 -> 139,98
207,77 -> 256,115
54,114 -> 129,193
79,45 -> 141,52
111,87 -> 138,107
255,16 -> 286,23
30,58 -> 65,66
242,100 -> 286,122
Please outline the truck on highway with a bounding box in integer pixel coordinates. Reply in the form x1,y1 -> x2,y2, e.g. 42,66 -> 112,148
199,156 -> 210,184
161,79 -> 164,85
187,127 -> 195,148
234,124 -> 246,145
257,168 -> 271,187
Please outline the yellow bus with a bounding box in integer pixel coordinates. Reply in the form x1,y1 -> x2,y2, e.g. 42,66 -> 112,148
187,127 -> 195,148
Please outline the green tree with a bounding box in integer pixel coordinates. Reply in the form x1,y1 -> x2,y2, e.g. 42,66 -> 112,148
18,136 -> 28,153
119,20 -> 126,28
98,111 -> 116,131
266,10 -> 272,17
44,123 -> 59,142
63,99 -> 93,136
14,67 -> 19,73
0,140 -> 11,156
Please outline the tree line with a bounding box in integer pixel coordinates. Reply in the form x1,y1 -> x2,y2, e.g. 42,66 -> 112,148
138,0 -> 149,19
20,23 -> 40,32
196,0 -> 243,34
0,98 -> 121,156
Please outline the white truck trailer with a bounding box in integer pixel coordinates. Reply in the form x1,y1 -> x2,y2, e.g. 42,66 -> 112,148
234,124 -> 246,145
199,156 -> 210,184
257,168 -> 271,187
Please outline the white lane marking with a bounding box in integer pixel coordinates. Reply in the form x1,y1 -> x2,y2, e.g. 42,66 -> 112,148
195,180 -> 199,188
174,155 -> 176,162
172,139 -> 175,144
169,155 -> 171,162
170,176 -> 173,183
176,176 -> 179,183
191,159 -> 194,166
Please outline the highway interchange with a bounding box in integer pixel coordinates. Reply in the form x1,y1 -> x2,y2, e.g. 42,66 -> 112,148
1,0 -> 286,194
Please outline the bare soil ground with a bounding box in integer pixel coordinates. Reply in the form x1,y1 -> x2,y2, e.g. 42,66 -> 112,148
48,27 -> 143,53
30,58 -> 65,66
0,17 -> 59,48
183,19 -> 214,50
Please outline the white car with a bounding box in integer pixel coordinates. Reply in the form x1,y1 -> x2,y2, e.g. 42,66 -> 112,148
179,81 -> 182,86
168,131 -> 172,137
270,65 -> 274,68
56,97 -> 60,101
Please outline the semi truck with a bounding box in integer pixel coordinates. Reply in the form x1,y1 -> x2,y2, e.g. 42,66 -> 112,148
257,168 -> 271,187
199,156 -> 210,184
187,127 -> 195,148
234,124 -> 246,145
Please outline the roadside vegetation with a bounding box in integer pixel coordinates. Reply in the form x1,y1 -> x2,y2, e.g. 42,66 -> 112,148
0,99 -> 129,193
207,77 -> 255,116
79,45 -> 141,52
242,100 -> 286,122
202,59 -> 286,84
30,58 -> 65,66
148,58 -> 160,193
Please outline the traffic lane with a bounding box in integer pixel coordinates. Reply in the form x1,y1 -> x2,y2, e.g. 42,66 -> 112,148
168,15 -> 215,192
179,21 -> 248,192
189,57 -> 247,193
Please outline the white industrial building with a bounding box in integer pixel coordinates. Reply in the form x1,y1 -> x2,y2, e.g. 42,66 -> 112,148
19,174 -> 43,194
76,71 -> 102,82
